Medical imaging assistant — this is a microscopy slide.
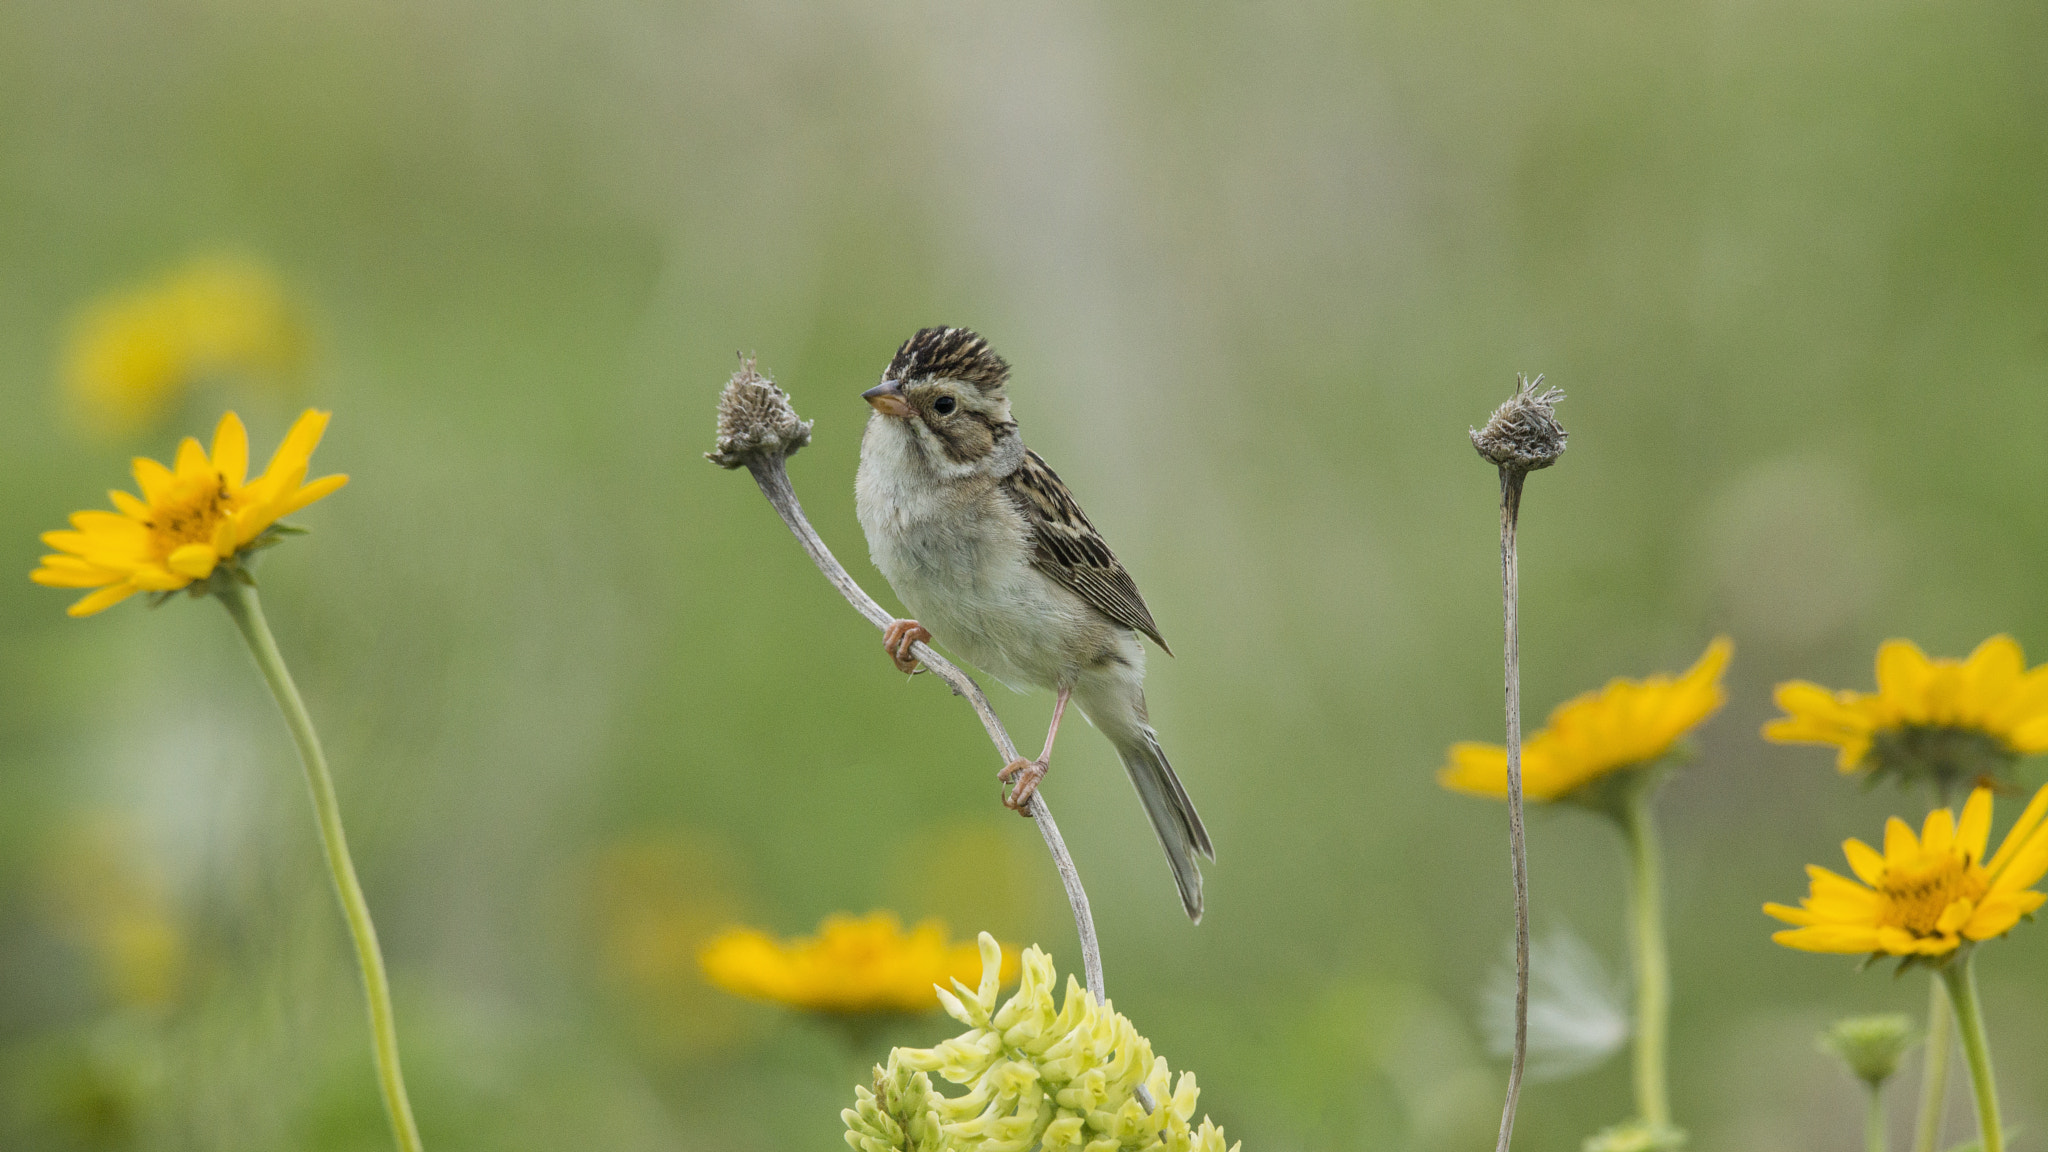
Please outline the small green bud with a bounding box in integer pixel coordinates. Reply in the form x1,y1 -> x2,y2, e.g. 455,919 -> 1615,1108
1819,1014 -> 1917,1089
1583,1119 -> 1688,1152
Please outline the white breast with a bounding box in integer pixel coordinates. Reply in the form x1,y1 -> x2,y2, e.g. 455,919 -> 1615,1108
855,416 -> 1095,690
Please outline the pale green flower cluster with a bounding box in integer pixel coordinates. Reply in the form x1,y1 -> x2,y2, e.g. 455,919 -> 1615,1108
843,934 -> 1238,1152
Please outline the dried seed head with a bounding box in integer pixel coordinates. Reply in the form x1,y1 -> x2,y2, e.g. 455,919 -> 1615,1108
706,356 -> 813,469
1471,374 -> 1567,473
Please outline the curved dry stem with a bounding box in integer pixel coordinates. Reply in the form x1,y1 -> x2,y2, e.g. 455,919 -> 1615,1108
737,456 -> 1107,1007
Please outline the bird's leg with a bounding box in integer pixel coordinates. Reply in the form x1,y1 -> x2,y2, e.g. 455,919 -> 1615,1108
1000,687 -> 1069,813
882,619 -> 931,674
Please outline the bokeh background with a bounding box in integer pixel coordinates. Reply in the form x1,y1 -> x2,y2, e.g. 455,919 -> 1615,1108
3,1 -> 2046,1149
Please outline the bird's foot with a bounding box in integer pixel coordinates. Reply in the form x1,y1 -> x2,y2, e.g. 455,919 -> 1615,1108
999,758 -> 1048,814
883,619 -> 931,674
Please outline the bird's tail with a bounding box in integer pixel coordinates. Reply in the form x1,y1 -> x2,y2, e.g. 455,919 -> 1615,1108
1115,726 -> 1214,923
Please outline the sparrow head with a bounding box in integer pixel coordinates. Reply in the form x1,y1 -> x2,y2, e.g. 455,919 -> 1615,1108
863,327 -> 1021,476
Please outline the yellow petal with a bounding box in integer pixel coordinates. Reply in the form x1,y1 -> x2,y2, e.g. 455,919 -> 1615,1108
1957,788 -> 1994,862
109,489 -> 151,521
1875,639 -> 1933,722
131,456 -> 175,503
1986,783 -> 2048,879
1935,899 -> 1974,934
1963,634 -> 2024,714
1921,807 -> 1956,857
173,436 -> 209,480
211,411 -> 249,489
69,510 -> 145,538
1437,743 -> 1509,799
35,555 -> 110,574
1762,901 -> 1816,925
62,542 -> 150,569
1772,925 -> 1883,953
66,583 -> 138,617
242,463 -> 307,525
1874,926 -> 1925,956
270,472 -> 347,519
1807,894 -> 1881,921
1922,666 -> 1966,726
1835,738 -> 1871,773
1882,817 -> 1919,863
1989,666 -> 2048,732
1516,748 -> 1572,801
228,508 -> 264,549
165,543 -> 218,579
1962,892 -> 2037,940
2006,715 -> 2048,754
128,563 -> 187,591
1988,822 -> 2048,894
1912,933 -> 1959,956
1842,839 -> 1887,887
1668,636 -> 1732,724
31,558 -> 121,587
41,529 -> 91,555
1769,680 -> 1871,729
257,409 -> 331,485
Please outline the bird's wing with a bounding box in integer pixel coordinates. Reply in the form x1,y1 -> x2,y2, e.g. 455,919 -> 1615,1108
1002,448 -> 1170,653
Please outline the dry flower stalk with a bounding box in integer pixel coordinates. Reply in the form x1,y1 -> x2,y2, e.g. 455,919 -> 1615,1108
1471,374 -> 1566,1152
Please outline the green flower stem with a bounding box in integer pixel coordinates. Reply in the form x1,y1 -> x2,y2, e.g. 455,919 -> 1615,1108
218,578 -> 423,1152
1865,1086 -> 1888,1152
1940,955 -> 2003,1152
1912,974 -> 1952,1152
1618,785 -> 1671,1128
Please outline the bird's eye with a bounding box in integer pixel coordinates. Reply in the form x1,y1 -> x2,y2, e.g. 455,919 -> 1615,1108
933,395 -> 957,416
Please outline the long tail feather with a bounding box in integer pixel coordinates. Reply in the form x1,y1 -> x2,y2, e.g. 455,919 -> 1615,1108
1116,726 -> 1213,923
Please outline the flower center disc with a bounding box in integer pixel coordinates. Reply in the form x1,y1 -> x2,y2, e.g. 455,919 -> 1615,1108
146,474 -> 231,556
1878,854 -> 1986,937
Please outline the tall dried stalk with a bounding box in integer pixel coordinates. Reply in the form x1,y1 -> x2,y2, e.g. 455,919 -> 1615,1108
1470,376 -> 1566,1152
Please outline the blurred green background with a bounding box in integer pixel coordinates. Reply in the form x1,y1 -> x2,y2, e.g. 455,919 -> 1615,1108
3,1 -> 2046,1148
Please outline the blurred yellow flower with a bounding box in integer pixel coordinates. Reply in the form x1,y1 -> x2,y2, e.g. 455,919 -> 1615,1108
44,817 -> 188,1012
31,410 -> 347,616
701,912 -> 1016,1015
64,256 -> 309,432
1765,636 -> 2048,788
1440,637 -> 1732,802
1765,784 -> 2048,958
591,836 -> 759,1053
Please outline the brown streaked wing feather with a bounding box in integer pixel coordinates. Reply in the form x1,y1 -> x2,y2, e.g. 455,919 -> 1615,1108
1002,449 -> 1170,653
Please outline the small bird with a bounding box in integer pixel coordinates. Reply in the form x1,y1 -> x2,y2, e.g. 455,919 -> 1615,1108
854,327 -> 1214,921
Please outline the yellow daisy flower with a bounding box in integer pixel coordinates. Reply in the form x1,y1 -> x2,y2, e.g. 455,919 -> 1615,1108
700,912 -> 1017,1015
64,256 -> 309,433
1764,636 -> 2048,789
31,410 -> 347,617
1766,783 -> 2048,959
1440,637 -> 1733,803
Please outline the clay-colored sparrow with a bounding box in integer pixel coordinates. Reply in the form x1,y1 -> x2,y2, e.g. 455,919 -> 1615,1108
854,327 -> 1213,922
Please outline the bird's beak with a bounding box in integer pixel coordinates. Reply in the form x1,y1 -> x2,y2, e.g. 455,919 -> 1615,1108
862,380 -> 913,418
